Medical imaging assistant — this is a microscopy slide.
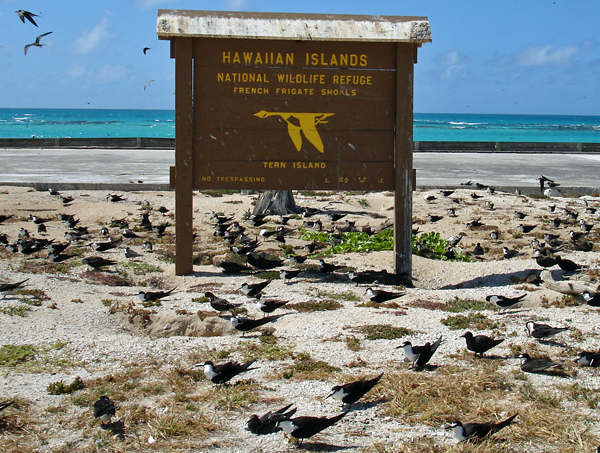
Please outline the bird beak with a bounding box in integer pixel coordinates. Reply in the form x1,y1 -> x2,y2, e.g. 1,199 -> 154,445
325,390 -> 334,399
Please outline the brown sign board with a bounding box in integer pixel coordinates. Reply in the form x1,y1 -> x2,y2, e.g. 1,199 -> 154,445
157,10 -> 432,276
191,39 -> 396,191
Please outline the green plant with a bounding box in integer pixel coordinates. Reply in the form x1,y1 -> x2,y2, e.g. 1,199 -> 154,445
350,324 -> 412,340
282,352 -> 341,380
445,297 -> 498,312
288,299 -> 343,312
440,313 -> 498,330
414,232 -> 472,262
0,344 -> 38,367
47,376 -> 85,395
0,306 -> 31,317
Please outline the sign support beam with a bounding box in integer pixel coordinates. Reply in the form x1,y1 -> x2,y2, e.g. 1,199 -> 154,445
394,43 -> 416,278
174,38 -> 194,275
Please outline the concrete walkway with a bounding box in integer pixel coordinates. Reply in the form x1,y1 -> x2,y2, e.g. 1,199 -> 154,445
0,148 -> 598,195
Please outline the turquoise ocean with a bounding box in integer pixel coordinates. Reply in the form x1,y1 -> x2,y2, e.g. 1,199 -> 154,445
1,108 -> 600,142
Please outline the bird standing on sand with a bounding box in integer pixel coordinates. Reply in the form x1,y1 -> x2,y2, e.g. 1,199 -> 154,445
240,280 -> 271,298
446,413 -> 518,442
0,279 -> 28,298
327,373 -> 384,406
518,353 -> 562,373
525,321 -> 568,340
461,331 -> 504,356
555,255 -> 581,272
486,294 -> 526,310
230,314 -> 284,336
205,291 -> 242,316
573,350 -> 600,367
399,336 -> 444,368
0,400 -> 14,412
138,288 -> 176,303
582,291 -> 600,307
24,31 -> 52,55
366,287 -> 405,303
16,10 -> 40,26
93,396 -> 116,424
277,411 -> 348,443
255,295 -> 288,316
247,403 -> 297,435
201,359 -> 257,384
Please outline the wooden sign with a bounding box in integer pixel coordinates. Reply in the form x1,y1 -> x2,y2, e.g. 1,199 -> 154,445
157,10 -> 431,276
192,39 -> 397,190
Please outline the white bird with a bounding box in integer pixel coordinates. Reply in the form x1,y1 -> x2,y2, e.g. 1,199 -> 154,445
144,80 -> 155,90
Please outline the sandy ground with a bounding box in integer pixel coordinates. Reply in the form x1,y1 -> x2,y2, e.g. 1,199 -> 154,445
0,185 -> 599,452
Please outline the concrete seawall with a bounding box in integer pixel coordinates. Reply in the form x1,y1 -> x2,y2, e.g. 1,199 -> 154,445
1,138 -> 600,153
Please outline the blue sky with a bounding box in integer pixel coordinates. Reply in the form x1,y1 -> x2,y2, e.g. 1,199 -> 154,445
1,0 -> 599,115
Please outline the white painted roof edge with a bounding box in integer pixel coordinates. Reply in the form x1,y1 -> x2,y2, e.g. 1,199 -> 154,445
157,10 -> 432,43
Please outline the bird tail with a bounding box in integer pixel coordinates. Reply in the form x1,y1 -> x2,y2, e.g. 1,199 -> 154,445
430,335 -> 444,353
241,359 -> 258,371
496,413 -> 518,431
515,294 -> 527,301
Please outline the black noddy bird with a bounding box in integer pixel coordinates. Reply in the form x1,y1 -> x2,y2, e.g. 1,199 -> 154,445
461,331 -> 504,356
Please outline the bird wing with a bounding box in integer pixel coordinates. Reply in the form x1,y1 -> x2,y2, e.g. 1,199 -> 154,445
35,31 -> 53,44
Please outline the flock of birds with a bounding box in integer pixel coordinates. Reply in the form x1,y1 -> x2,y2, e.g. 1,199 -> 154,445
1,179 -> 600,447
15,9 -> 153,90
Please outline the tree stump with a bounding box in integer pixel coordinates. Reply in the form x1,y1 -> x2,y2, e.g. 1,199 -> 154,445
252,190 -> 297,216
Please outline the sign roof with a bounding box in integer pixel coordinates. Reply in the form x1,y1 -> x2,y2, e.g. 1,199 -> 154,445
157,10 -> 431,43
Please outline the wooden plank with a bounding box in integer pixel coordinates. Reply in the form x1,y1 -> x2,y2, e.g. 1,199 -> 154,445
193,97 -> 396,130
174,38 -> 195,276
192,38 -> 397,69
190,161 -> 395,191
394,43 -> 415,279
193,130 -> 395,162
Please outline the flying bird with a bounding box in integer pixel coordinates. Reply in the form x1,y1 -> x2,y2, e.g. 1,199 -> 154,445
144,80 -> 154,90
24,31 -> 52,55
143,47 -> 151,55
446,413 -> 518,442
16,10 -> 40,26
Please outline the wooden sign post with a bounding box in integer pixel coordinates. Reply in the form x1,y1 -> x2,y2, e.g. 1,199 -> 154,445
157,10 -> 432,276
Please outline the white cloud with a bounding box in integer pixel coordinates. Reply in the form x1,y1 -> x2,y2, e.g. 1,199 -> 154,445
72,16 -> 111,55
64,63 -> 92,80
516,44 -> 580,66
226,0 -> 249,10
437,50 -> 470,78
135,0 -> 177,8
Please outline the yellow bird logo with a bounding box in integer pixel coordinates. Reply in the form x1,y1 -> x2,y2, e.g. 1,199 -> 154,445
254,110 -> 334,153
